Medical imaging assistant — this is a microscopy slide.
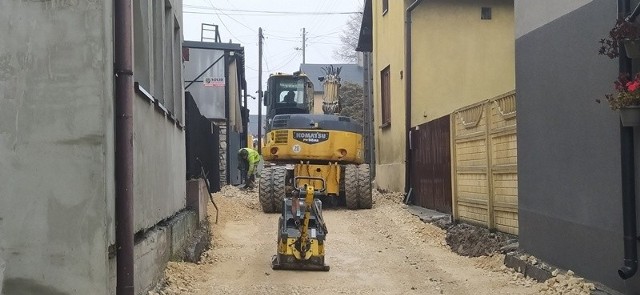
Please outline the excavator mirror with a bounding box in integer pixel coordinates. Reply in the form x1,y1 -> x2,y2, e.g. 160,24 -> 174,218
263,91 -> 270,106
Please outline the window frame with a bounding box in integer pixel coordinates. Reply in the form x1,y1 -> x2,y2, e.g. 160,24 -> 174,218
380,66 -> 391,128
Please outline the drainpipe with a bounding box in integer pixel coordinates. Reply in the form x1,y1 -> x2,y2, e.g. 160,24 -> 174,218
405,0 -> 424,194
618,0 -> 639,280
114,0 -> 134,293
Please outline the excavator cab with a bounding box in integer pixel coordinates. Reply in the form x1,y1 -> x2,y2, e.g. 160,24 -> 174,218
264,73 -> 315,125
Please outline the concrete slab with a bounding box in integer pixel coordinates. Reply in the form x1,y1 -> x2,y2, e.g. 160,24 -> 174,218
108,210 -> 204,295
406,205 -> 451,223
134,227 -> 171,294
170,211 -> 198,261
186,179 -> 209,224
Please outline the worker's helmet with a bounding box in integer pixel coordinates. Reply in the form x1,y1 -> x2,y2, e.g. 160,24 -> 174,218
238,149 -> 249,159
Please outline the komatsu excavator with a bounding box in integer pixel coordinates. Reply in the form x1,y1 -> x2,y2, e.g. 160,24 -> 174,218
261,66 -> 371,271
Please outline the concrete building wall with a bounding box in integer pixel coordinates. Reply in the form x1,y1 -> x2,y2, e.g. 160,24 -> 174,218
372,0 -> 407,192
516,0 -> 640,292
0,1 -> 113,294
132,96 -> 186,232
411,0 -> 515,127
0,0 -> 187,293
130,0 -> 186,238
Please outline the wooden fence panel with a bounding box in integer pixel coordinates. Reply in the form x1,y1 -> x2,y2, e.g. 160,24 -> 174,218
452,91 -> 518,234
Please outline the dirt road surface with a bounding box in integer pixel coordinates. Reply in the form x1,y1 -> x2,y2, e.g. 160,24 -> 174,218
159,186 -> 549,295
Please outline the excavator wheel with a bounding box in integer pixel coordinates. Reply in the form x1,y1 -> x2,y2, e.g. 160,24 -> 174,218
259,167 -> 276,213
344,164 -> 359,210
259,166 -> 287,213
357,164 -> 373,209
272,166 -> 287,211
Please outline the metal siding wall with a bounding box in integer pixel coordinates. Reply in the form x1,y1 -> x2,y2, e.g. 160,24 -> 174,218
183,48 -> 226,119
228,128 -> 242,185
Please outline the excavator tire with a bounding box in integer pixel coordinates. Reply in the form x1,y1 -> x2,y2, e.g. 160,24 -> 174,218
259,167 -> 276,213
357,164 -> 373,209
344,164 -> 359,210
272,166 -> 287,211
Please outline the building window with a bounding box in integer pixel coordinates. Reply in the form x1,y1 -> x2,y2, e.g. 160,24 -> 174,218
152,2 -> 164,104
380,66 -> 391,127
481,7 -> 492,20
163,4 -> 174,113
173,19 -> 183,122
382,0 -> 388,15
133,0 -> 151,90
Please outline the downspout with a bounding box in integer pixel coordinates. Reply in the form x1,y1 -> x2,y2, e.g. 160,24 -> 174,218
224,51 -> 231,184
405,0 -> 424,194
243,56 -> 248,148
618,0 -> 639,280
114,0 -> 134,293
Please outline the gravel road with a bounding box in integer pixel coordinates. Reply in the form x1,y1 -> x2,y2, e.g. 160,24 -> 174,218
157,186 -> 553,295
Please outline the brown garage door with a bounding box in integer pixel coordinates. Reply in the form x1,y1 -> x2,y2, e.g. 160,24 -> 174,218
410,115 -> 452,214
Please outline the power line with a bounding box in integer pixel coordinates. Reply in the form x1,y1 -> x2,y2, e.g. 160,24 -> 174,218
183,5 -> 361,15
183,10 -> 360,17
270,51 -> 301,71
196,3 -> 257,33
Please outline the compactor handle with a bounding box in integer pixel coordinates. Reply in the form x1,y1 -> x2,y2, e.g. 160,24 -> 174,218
293,176 -> 326,192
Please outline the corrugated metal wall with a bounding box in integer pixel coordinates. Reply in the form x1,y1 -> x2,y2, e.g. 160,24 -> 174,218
452,91 -> 518,234
410,115 -> 452,213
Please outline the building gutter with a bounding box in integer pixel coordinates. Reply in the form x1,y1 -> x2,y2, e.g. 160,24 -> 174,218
618,0 -> 639,280
114,0 -> 134,293
405,0 -> 424,194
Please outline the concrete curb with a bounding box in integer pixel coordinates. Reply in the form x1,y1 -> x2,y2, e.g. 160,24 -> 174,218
504,252 -> 623,295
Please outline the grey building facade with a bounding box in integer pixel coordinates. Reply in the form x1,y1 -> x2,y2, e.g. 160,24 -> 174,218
516,0 -> 640,292
0,0 -> 194,294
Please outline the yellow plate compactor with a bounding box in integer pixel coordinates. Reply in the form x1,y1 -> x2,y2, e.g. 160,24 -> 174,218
271,177 -> 330,271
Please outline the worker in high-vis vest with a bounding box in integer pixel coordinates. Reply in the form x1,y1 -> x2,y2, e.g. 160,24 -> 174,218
237,147 -> 261,189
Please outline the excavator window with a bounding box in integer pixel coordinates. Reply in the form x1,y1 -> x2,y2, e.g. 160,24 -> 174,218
266,75 -> 311,116
279,90 -> 302,104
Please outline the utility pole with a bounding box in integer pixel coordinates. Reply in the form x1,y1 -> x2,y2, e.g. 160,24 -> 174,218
295,28 -> 307,64
257,27 -> 263,154
302,27 -> 306,64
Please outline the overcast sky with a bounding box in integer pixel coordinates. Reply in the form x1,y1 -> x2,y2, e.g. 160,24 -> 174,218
182,0 -> 364,115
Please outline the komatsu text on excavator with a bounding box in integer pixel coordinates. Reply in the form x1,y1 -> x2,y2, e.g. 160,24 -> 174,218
259,66 -> 372,271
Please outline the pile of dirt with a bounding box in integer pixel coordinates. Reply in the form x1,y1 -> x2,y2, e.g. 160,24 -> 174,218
372,188 -> 404,206
445,223 -> 515,257
540,270 -> 596,295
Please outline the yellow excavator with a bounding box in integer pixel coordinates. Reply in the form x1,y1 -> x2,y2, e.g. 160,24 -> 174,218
260,66 -> 372,271
259,66 -> 372,212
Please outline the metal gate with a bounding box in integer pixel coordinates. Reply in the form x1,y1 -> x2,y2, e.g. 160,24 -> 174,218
185,92 -> 221,192
410,115 -> 452,214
